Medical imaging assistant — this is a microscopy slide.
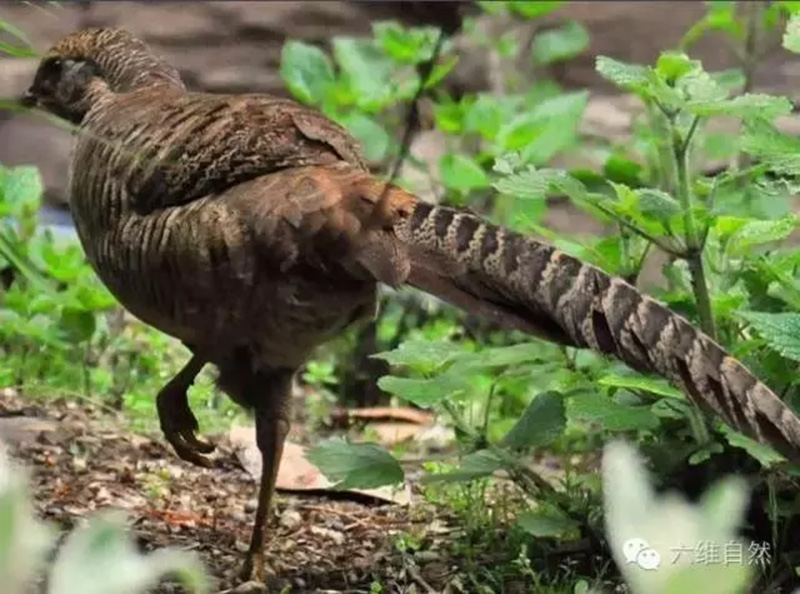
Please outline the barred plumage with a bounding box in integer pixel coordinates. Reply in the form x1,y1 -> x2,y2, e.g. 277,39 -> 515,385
21,26 -> 800,585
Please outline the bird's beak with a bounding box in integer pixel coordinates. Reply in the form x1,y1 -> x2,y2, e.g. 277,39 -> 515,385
19,89 -> 38,108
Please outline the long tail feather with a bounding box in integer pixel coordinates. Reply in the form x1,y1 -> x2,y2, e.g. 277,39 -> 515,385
395,201 -> 800,462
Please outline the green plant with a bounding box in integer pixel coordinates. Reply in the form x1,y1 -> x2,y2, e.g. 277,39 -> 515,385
0,444 -> 210,594
296,4 -> 800,590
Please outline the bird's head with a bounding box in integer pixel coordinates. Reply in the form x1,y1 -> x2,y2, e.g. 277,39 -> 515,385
21,27 -> 184,124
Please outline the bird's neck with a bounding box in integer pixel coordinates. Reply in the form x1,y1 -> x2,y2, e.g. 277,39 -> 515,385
94,44 -> 185,95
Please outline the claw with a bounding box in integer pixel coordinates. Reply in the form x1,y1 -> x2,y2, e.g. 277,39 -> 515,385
156,356 -> 215,467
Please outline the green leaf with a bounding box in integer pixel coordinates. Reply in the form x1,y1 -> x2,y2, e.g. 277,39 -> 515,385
59,308 -> 97,344
333,37 -> 399,110
373,21 -> 440,64
280,41 -> 335,105
439,153 -> 490,193
492,165 -> 548,201
598,374 -> 683,399
783,14 -> 800,53
718,425 -> 785,467
655,52 -> 698,83
307,438 -> 404,490
377,374 -> 466,408
422,449 -> 504,483
453,342 -> 544,372
502,391 -> 566,449
531,20 -> 589,65
508,1 -> 565,19
517,508 -> 579,538
0,21 -> 38,58
737,311 -> 800,361
727,214 -> 798,255
595,56 -> 651,93
568,393 -> 660,431
372,339 -> 465,372
1,166 -> 43,214
498,92 -> 588,164
337,112 -> 389,162
464,94 -> 505,140
687,93 -> 793,119
603,154 -> 644,187
636,188 -> 682,221
741,120 -> 800,176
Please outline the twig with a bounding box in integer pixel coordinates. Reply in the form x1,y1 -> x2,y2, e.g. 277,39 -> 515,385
377,29 -> 448,207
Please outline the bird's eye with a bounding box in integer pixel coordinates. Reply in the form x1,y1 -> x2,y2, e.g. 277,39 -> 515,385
41,57 -> 63,77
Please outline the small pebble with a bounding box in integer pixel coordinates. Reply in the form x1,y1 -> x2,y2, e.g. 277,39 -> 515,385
280,509 -> 302,529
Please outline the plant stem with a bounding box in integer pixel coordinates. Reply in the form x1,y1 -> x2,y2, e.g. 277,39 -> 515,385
735,1 -> 763,170
671,115 -> 716,339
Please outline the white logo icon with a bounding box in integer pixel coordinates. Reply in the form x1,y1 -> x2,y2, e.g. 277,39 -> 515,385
623,538 -> 661,570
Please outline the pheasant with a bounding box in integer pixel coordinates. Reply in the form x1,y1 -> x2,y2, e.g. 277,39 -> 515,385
20,27 -> 800,582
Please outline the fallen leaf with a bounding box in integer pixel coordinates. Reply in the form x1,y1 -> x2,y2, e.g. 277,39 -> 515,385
329,406 -> 434,427
228,425 -> 411,505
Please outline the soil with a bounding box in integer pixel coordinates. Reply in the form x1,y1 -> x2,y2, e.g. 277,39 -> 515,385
0,389 -> 465,594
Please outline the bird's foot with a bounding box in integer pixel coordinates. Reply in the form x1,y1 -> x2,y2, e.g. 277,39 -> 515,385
157,385 -> 216,468
238,550 -> 266,585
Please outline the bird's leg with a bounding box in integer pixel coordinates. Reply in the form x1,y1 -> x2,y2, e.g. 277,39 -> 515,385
238,369 -> 293,583
156,354 -> 216,467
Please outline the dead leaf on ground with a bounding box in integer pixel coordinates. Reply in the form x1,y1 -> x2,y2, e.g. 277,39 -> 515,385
329,406 -> 434,427
228,425 -> 411,505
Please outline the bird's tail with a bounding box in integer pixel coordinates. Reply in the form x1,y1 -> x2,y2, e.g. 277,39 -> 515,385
393,200 -> 800,461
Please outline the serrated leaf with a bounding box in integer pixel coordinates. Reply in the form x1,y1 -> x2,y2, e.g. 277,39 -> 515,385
372,339 -> 465,372
737,311 -> 800,361
741,120 -> 800,176
595,56 -> 651,92
422,449 -> 504,483
377,374 -> 466,408
687,93 -> 792,119
783,14 -> 800,53
531,20 -> 589,65
517,509 -> 579,537
492,165 -> 548,201
636,188 -> 682,221
280,41 -> 335,105
450,343 -> 542,374
718,425 -> 785,467
568,393 -> 660,431
598,374 -> 684,399
307,438 -> 404,490
727,215 -> 798,255
502,391 -> 566,449
439,153 -> 490,193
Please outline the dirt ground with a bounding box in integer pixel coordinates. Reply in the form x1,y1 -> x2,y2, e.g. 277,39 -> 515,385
0,389 -> 471,594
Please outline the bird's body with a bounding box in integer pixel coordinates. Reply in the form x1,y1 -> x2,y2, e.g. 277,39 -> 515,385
21,26 -> 800,584
70,82 -> 382,371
